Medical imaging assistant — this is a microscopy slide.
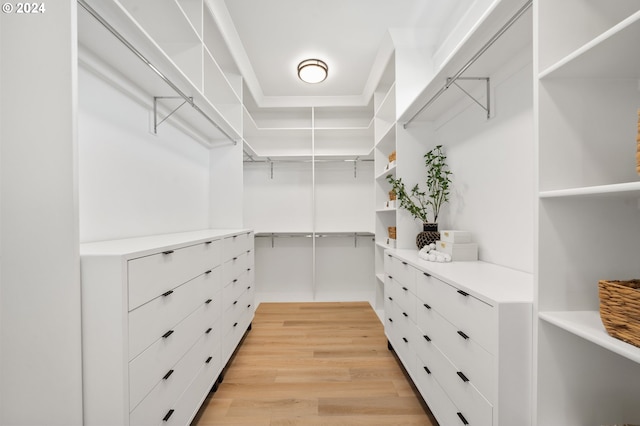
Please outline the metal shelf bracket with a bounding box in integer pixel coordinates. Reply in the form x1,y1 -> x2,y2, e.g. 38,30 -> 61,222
448,77 -> 490,119
153,96 -> 192,134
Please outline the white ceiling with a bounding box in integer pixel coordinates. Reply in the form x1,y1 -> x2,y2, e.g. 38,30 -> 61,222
212,0 -> 472,108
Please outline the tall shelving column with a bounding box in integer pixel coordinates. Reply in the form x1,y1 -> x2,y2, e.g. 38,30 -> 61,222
373,53 -> 397,318
535,1 -> 640,424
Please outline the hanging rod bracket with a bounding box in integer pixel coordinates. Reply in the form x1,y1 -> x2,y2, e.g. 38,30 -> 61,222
153,96 -> 192,134
447,77 -> 491,120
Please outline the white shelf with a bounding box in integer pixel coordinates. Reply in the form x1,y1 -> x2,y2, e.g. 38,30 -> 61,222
539,181 -> 640,199
376,207 -> 397,213
539,311 -> 640,365
375,163 -> 396,181
399,0 -> 533,123
539,11 -> 640,80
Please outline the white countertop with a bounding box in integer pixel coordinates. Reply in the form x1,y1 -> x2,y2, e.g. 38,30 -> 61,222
389,249 -> 533,305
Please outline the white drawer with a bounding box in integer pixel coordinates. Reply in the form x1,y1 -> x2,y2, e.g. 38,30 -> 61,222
385,301 -> 417,373
222,232 -> 252,261
202,265 -> 222,300
429,304 -> 494,403
417,271 -> 496,352
129,328 -> 212,425
128,243 -> 210,310
223,273 -> 247,306
427,340 -> 493,426
129,272 -> 207,360
223,252 -> 247,285
414,353 -> 465,426
389,255 -> 417,294
129,304 -> 207,409
200,239 -> 222,271
388,275 -> 416,322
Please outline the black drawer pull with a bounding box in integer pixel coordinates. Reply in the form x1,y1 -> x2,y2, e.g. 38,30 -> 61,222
388,275 -> 393,279
402,286 -> 408,291
247,268 -> 252,272
162,250 -> 174,255
205,356 -> 212,364
387,254 -> 392,258
247,286 -> 252,290
205,299 -> 212,304
423,365 -> 431,375
205,270 -> 212,274
233,279 -> 238,283
205,328 -> 212,334
233,322 -> 238,327
457,290 -> 469,297
163,369 -> 174,380
205,241 -> 212,245
402,312 -> 408,317
423,303 -> 431,310
457,371 -> 470,382
402,337 -> 408,343
233,257 -> 238,261
233,300 -> 238,305
247,304 -> 252,308
162,290 -> 173,297
402,261 -> 408,265
388,318 -> 393,323
457,412 -> 469,425
388,296 -> 393,301
457,330 -> 469,340
423,272 -> 431,277
162,330 -> 174,339
423,335 -> 431,342
163,409 -> 175,422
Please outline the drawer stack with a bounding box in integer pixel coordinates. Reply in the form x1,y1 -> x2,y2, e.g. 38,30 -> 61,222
80,229 -> 254,426
383,250 -> 533,426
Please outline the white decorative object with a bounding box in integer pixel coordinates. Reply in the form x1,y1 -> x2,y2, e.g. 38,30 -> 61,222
435,240 -> 478,261
440,230 -> 472,243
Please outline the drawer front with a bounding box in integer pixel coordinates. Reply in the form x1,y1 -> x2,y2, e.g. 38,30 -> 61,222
427,340 -> 493,426
389,256 -> 417,294
417,272 -> 496,352
129,327 -> 213,424
385,301 -> 416,373
128,243 -> 211,310
223,273 -> 247,307
414,353 -> 466,426
200,239 -> 222,271
389,276 -> 417,321
129,272 -> 207,360
223,252 -> 247,285
222,232 -> 251,262
428,305 -> 494,403
129,304 -> 207,409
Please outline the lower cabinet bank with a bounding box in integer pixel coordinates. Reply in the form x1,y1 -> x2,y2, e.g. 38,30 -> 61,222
80,229 -> 255,425
384,249 -> 533,426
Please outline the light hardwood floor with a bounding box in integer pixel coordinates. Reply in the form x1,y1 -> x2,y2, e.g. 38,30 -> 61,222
192,301 -> 438,425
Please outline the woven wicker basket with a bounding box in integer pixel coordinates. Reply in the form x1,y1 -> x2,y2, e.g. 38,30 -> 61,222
388,226 -> 396,239
599,279 -> 640,347
389,190 -> 396,201
388,151 -> 396,163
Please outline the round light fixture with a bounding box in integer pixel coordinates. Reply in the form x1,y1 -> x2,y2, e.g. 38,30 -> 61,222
297,59 -> 328,84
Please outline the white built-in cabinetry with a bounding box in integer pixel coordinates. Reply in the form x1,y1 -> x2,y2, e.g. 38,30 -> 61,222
243,90 -> 375,303
535,1 -> 640,424
80,229 -> 254,425
384,250 -> 532,426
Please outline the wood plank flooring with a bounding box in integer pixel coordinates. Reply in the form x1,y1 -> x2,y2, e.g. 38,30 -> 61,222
192,302 -> 438,425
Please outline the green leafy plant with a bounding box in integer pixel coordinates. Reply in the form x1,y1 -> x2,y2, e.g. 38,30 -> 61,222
386,145 -> 452,224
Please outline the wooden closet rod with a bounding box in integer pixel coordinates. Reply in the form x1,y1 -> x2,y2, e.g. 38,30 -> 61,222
403,0 -> 532,128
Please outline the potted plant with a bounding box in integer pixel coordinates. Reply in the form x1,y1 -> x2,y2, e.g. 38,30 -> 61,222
386,145 -> 452,248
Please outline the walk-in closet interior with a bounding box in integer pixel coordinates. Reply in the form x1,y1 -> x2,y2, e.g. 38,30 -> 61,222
2,0 -> 640,424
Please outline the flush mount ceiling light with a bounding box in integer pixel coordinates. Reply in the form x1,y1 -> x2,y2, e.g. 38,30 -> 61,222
297,59 -> 328,84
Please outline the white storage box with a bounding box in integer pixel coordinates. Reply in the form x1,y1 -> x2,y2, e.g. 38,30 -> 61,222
440,230 -> 472,243
436,240 -> 478,261
384,200 -> 397,209
386,238 -> 397,248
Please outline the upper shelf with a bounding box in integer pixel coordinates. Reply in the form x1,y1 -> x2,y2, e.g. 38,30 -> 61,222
399,0 -> 533,125
77,0 -> 242,146
539,182 -> 640,200
539,11 -> 640,80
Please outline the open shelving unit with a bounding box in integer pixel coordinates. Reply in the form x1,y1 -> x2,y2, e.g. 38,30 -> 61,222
535,1 -> 640,424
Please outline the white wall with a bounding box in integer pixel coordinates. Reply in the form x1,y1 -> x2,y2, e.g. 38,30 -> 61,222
78,67 -> 211,242
435,57 -> 534,273
1,3 -> 83,424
